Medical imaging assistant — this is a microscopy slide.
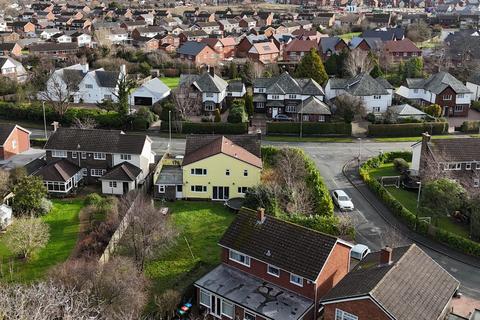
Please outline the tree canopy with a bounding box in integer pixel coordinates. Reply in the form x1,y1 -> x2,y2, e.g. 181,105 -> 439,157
295,48 -> 328,85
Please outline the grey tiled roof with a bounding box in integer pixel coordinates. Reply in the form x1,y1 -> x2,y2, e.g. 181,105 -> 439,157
322,244 -> 459,320
298,96 -> 331,115
177,41 -> 208,56
0,124 -> 15,144
156,165 -> 182,185
100,162 -> 142,181
406,71 -> 471,94
35,159 -> 81,182
219,207 -> 338,280
329,73 -> 391,96
430,138 -> 480,162
253,72 -> 325,95
95,70 -> 120,88
226,81 -> 244,93
44,128 -> 148,154
192,72 -> 228,93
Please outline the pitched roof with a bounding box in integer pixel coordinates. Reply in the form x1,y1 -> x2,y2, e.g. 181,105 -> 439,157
328,73 -> 391,96
429,138 -> 480,161
254,72 -> 325,95
406,71 -> 471,94
384,38 -> 421,53
361,27 -> 405,41
322,245 -> 459,320
183,136 -> 262,168
29,42 -> 78,52
35,159 -> 81,182
100,162 -> 142,181
219,208 -> 340,280
298,96 -> 331,115
0,124 -> 16,145
44,128 -> 148,154
95,70 -> 119,88
390,104 -> 426,116
177,41 -> 208,56
284,39 -> 317,53
319,36 -> 343,54
192,72 -> 228,93
248,41 -> 279,55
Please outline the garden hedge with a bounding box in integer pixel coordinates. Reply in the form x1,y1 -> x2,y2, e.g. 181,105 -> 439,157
460,120 -> 480,133
361,152 -> 480,257
367,122 -> 448,137
182,122 -> 248,134
266,122 -> 352,136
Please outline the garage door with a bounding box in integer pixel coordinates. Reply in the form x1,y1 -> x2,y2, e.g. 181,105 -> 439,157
134,96 -> 153,106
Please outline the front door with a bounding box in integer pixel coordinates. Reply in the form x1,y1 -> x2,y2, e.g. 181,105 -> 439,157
123,182 -> 129,194
176,185 -> 183,199
272,107 -> 278,118
212,186 -> 229,201
444,106 -> 450,117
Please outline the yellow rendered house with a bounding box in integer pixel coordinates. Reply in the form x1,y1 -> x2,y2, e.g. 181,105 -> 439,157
181,135 -> 262,200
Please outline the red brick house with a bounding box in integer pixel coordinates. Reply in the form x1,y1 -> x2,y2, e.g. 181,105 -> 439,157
283,39 -> 317,62
8,21 -> 35,34
247,41 -> 279,64
383,38 -> 421,61
0,124 -> 31,160
321,245 -> 459,320
177,41 -> 219,66
0,42 -> 22,57
195,208 -> 352,320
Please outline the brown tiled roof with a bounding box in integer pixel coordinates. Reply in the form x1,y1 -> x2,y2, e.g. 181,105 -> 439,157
183,136 -> 262,168
184,134 -> 260,158
322,244 -> 459,320
430,138 -> 480,162
384,38 -> 421,53
284,39 -> 317,53
219,208 -> 339,280
35,159 -> 80,182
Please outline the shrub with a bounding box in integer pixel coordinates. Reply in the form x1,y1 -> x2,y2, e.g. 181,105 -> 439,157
214,109 -> 221,122
84,193 -> 103,206
367,122 -> 448,137
393,158 -> 409,172
182,122 -> 247,134
227,100 -> 247,123
266,122 -> 351,136
39,198 -> 53,215
460,120 -> 479,133
471,101 -> 480,112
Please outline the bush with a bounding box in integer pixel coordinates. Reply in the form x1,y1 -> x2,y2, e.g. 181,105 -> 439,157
182,122 -> 248,134
471,101 -> 480,112
368,122 -> 448,137
393,158 -> 409,172
84,193 -> 103,206
266,122 -> 351,136
460,120 -> 479,133
361,152 -> 480,257
214,109 -> 221,122
39,198 -> 53,215
227,100 -> 247,123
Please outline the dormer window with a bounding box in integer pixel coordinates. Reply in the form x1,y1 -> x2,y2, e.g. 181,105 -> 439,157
229,249 -> 251,267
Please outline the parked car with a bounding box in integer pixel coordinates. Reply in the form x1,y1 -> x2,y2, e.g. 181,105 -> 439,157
273,114 -> 292,121
351,244 -> 371,260
331,189 -> 354,211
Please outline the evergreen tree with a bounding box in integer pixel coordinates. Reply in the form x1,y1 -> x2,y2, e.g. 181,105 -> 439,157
240,61 -> 255,86
368,52 -> 383,78
245,93 -> 254,117
214,108 -> 221,122
324,54 -> 338,76
404,57 -> 424,79
295,48 -> 328,85
228,62 -> 238,79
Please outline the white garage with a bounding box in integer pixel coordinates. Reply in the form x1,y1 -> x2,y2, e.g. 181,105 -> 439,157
130,77 -> 171,106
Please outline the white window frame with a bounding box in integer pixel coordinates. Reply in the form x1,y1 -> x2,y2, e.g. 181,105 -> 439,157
158,185 -> 166,193
267,264 -> 280,277
229,249 -> 251,267
93,152 -> 106,160
199,290 -> 210,308
191,168 -> 207,175
335,308 -> 358,320
455,105 -> 464,112
221,300 -> 234,319
91,169 -> 106,177
475,179 -> 480,188
72,152 -> 77,159
288,94 -> 296,99
285,105 -> 296,113
11,139 -> 16,149
373,107 -> 381,113
81,168 -> 87,176
243,169 -> 248,176
272,95 -> 279,100
290,273 -> 303,287
466,163 -> 472,170
444,162 -> 461,171
237,186 -> 248,194
85,84 -> 93,89
443,94 -> 452,101
81,152 -> 86,159
256,102 -> 265,109
120,154 -> 132,160
108,181 -> 117,188
52,150 -> 67,158
373,95 -> 381,99
244,311 -> 256,320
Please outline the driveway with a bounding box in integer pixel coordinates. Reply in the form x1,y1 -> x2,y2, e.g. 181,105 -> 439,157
448,109 -> 480,129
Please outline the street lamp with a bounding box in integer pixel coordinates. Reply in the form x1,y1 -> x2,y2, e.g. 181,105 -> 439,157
416,181 -> 422,209
168,110 -> 172,153
42,101 -> 47,140
299,99 -> 304,139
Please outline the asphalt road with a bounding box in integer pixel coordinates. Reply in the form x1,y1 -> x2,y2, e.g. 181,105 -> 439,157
29,128 -> 480,299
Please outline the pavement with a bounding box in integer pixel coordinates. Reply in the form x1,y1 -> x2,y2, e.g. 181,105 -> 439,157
24,127 -> 480,300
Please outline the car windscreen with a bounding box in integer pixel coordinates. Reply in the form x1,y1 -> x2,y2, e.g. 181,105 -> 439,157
338,196 -> 350,201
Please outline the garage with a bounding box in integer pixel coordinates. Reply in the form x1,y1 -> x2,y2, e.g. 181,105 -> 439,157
133,96 -> 153,106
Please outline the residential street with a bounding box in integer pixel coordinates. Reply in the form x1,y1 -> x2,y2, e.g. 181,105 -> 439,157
28,128 -> 480,299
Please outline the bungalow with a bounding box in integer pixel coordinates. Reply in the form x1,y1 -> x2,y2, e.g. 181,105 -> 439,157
0,124 -> 31,160
325,73 -> 394,114
396,71 -> 472,117
195,206 -> 352,320
320,245 -> 459,320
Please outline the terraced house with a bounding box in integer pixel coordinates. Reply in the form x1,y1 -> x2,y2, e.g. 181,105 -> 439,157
37,128 -> 155,195
195,208 -> 352,320
253,72 -> 329,121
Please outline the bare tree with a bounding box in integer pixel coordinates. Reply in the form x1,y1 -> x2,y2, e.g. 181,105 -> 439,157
39,69 -> 83,116
0,169 -> 10,197
172,84 -> 202,121
155,289 -> 182,319
72,117 -> 98,129
0,281 -> 104,320
4,217 -> 50,260
94,28 -> 113,47
344,49 -> 374,76
334,94 -> 367,122
124,194 -> 178,271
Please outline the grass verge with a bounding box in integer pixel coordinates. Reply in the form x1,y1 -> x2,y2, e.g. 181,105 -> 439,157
374,135 -> 455,142
264,136 -> 353,143
0,199 -> 84,282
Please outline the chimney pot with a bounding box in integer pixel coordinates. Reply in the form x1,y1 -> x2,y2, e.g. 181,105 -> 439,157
380,246 -> 393,265
257,208 -> 265,223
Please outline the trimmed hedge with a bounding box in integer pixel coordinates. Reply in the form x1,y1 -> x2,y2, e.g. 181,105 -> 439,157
460,120 -> 479,133
361,152 -> 480,257
261,146 -> 334,217
368,122 -> 448,137
266,122 -> 352,136
182,122 -> 248,134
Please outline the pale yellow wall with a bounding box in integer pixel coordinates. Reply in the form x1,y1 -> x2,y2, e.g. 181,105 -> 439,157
182,153 -> 261,200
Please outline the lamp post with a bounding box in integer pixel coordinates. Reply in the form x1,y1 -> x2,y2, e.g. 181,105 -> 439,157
168,110 -> 172,153
299,99 -> 303,138
42,101 -> 47,140
416,181 -> 422,209
357,137 -> 362,168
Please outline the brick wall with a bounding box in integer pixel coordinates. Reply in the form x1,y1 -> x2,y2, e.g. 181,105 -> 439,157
323,299 -> 390,320
0,127 -> 30,160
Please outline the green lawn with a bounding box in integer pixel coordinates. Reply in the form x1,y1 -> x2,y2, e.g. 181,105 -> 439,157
145,201 -> 234,295
161,77 -> 180,89
0,199 -> 83,282
339,32 -> 361,41
264,136 -> 353,143
369,164 -> 470,238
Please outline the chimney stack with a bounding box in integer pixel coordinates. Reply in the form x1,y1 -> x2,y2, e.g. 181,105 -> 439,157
209,66 -> 215,77
81,62 -> 89,74
257,208 -> 265,223
380,246 -> 393,265
51,121 -> 59,132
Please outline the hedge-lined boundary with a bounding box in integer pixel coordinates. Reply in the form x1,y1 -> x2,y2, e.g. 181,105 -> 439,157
262,146 -> 334,217
460,120 -> 479,133
266,122 -> 352,136
360,152 -> 480,257
161,121 -> 248,134
368,122 -> 448,137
